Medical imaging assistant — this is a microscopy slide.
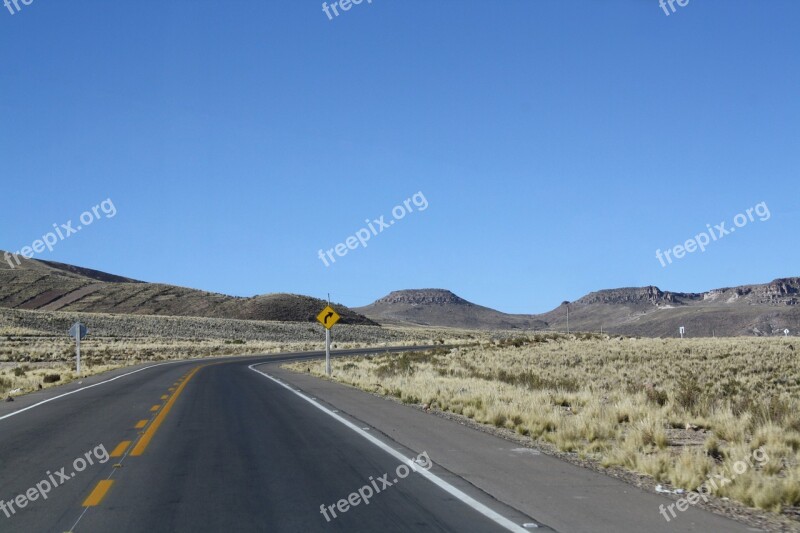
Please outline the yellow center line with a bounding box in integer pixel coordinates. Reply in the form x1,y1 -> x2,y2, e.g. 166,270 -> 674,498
150,404 -> 161,412
131,365 -> 203,456
76,365 -> 210,519
110,441 -> 132,458
160,395 -> 168,400
83,480 -> 114,507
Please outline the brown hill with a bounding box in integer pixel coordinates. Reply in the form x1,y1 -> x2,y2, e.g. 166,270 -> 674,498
540,279 -> 800,337
354,289 -> 547,330
357,281 -> 800,336
0,251 -> 376,325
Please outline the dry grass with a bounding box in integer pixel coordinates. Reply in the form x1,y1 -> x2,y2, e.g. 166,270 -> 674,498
0,307 -> 492,397
0,338 -> 320,397
0,362 -> 122,396
284,334 -> 800,515
0,307 -> 485,345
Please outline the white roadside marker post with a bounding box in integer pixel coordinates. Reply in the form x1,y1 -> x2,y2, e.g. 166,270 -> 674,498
69,322 -> 89,377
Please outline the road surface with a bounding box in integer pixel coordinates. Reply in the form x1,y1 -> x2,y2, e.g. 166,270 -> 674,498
0,347 -> 758,532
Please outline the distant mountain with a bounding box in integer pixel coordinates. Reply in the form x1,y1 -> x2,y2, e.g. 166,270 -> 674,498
354,289 -> 547,330
5,250 -> 798,336
539,280 -> 800,337
357,281 -> 800,336
0,252 -> 376,325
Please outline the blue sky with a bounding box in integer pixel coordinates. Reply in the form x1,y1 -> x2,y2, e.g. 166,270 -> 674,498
2,1 -> 798,314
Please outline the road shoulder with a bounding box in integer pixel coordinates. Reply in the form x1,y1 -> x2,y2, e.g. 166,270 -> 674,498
263,363 -> 760,533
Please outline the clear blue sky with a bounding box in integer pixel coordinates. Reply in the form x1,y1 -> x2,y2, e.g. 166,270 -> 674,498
2,1 -> 798,314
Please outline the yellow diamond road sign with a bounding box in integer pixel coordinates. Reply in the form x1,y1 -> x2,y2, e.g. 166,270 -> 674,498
316,305 -> 340,329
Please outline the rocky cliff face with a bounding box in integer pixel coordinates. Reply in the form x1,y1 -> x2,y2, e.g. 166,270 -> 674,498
374,289 -> 471,306
761,278 -> 800,304
576,286 -> 687,306
573,278 -> 800,308
704,278 -> 800,306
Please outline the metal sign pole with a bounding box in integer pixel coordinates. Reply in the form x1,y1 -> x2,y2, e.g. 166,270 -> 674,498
76,333 -> 81,377
325,328 -> 331,377
316,300 -> 339,378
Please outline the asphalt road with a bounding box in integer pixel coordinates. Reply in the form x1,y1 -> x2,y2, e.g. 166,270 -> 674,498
0,347 -> 536,533
0,346 -> 761,533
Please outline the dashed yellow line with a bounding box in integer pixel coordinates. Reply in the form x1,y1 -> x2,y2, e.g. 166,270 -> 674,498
77,366 -> 205,514
110,441 -> 132,458
83,480 -> 114,507
132,366 -> 203,456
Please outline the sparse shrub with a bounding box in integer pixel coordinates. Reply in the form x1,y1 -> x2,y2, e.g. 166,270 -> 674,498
492,413 -> 507,427
644,386 -> 668,407
704,436 -> 723,461
675,374 -> 702,412
43,374 -> 61,384
756,396 -> 792,427
375,353 -> 417,378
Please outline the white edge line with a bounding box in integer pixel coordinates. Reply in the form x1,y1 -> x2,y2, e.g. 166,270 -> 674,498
0,360 -> 185,422
248,364 -> 529,533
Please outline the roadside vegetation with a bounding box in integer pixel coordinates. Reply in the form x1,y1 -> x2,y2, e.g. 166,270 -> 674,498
285,334 -> 800,517
0,308 -> 483,398
0,338 -> 322,397
0,362 -> 122,397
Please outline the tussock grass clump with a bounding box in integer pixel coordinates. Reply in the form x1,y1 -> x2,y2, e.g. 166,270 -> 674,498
285,335 -> 800,515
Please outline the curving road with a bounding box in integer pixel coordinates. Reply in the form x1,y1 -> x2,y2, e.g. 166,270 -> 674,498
0,348 -> 537,533
0,346 -> 757,532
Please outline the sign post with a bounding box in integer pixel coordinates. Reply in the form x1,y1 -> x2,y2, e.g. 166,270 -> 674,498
69,322 -> 89,376
679,326 -> 685,339
316,305 -> 341,377
325,328 -> 331,376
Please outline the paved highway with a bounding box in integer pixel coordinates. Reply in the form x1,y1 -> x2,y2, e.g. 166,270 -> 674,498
0,347 -> 757,532
0,348 -> 537,532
